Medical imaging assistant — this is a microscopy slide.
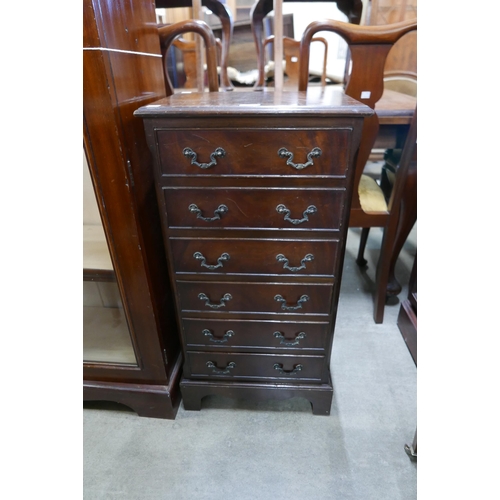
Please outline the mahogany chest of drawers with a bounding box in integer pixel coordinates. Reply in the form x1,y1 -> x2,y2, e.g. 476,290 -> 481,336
135,88 -> 372,415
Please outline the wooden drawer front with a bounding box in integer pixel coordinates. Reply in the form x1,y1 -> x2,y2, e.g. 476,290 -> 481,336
157,128 -> 351,177
163,188 -> 344,230
170,237 -> 338,277
182,318 -> 329,351
185,351 -> 326,382
177,281 -> 332,315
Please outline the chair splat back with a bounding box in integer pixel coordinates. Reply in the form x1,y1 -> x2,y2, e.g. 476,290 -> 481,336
263,35 -> 328,88
299,18 -> 417,108
158,20 -> 220,97
298,19 -> 416,217
297,18 -> 417,324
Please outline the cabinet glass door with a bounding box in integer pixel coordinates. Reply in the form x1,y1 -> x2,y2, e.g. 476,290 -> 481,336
83,151 -> 137,365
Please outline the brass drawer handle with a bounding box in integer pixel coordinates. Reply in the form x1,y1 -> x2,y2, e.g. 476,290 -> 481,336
198,292 -> 232,309
183,147 -> 226,169
276,204 -> 317,225
278,147 -> 322,170
203,329 -> 235,343
273,331 -> 306,346
189,203 -> 228,222
194,252 -> 230,270
274,294 -> 309,311
276,253 -> 314,272
273,363 -> 303,375
206,361 -> 236,375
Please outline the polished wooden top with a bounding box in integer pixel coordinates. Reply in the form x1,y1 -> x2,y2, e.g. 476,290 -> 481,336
134,86 -> 373,118
376,89 -> 416,125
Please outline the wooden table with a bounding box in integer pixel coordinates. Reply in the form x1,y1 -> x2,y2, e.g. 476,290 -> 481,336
233,85 -> 416,153
374,88 -> 416,150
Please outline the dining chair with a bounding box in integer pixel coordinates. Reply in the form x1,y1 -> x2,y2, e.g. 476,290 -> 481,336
156,0 -> 234,91
376,132 -> 417,298
171,37 -> 202,90
250,0 -> 363,89
298,18 -> 417,323
158,19 -> 220,97
374,108 -> 416,321
262,35 -> 328,88
171,36 -> 225,90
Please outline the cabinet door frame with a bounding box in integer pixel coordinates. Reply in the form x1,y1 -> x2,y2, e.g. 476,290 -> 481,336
83,0 -> 180,385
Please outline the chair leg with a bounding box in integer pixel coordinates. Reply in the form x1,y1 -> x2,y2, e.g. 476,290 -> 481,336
386,211 -> 416,296
356,227 -> 370,267
374,165 -> 416,323
373,217 -> 400,323
386,164 -> 417,296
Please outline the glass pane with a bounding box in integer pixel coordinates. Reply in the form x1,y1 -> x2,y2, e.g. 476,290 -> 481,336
83,151 -> 137,365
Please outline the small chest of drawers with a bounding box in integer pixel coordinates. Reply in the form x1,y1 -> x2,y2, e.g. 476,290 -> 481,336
135,88 -> 372,415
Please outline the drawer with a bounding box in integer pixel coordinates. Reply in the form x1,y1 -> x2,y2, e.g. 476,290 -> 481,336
170,237 -> 339,276
182,318 -> 329,351
163,187 -> 345,230
176,281 -> 333,316
156,128 -> 351,177
185,351 -> 326,382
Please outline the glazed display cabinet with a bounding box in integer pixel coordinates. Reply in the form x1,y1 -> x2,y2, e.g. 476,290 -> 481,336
83,0 -> 182,418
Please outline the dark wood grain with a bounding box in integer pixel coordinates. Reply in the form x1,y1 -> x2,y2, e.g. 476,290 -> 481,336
156,127 -> 351,177
83,0 -> 182,418
169,237 -> 338,276
397,254 -> 417,365
136,85 -> 371,117
182,317 -> 329,352
298,19 -> 416,214
162,187 -> 345,230
180,378 -> 335,415
185,351 -> 326,382
136,89 -> 370,414
298,19 -> 417,323
177,280 -> 333,315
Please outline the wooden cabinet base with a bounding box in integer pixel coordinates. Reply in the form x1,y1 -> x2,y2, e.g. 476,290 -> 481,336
397,299 -> 417,365
180,377 -> 334,415
83,355 -> 183,419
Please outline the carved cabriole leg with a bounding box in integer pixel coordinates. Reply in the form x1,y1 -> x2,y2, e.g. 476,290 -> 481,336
386,163 -> 417,296
203,0 -> 234,91
374,204 -> 402,323
373,160 -> 416,323
250,0 -> 273,90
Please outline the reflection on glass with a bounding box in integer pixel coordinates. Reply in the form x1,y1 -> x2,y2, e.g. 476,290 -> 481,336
83,151 -> 137,365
